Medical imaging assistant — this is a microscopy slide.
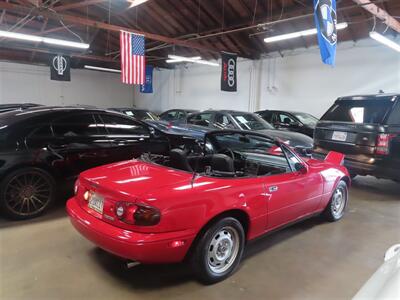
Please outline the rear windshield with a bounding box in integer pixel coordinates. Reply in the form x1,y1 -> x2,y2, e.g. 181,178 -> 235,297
321,100 -> 393,124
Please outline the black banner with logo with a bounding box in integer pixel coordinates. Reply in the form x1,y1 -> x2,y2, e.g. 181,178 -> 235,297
221,52 -> 237,92
50,54 -> 71,81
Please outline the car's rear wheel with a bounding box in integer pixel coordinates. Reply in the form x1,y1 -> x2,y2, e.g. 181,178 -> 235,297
323,180 -> 348,222
0,168 -> 56,220
190,217 -> 245,284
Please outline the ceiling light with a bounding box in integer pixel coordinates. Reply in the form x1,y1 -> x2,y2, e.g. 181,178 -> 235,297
0,29 -> 89,49
264,22 -> 348,43
369,31 -> 400,52
127,0 -> 149,8
84,65 -> 121,73
167,55 -> 219,67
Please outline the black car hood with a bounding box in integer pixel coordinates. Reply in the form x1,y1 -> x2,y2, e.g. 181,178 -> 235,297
257,129 -> 313,148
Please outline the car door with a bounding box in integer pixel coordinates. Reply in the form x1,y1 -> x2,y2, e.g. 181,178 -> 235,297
264,145 -> 323,230
97,113 -> 169,161
50,112 -> 111,178
274,112 -> 300,132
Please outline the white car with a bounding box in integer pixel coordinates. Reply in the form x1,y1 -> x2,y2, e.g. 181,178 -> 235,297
353,244 -> 400,299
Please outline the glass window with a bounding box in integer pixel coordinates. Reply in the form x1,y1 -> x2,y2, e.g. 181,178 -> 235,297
292,112 -> 318,126
257,111 -> 273,123
321,100 -> 394,124
99,114 -> 149,135
214,113 -> 235,129
231,112 -> 273,130
278,113 -> 297,124
52,114 -> 98,137
282,147 -> 302,171
387,102 -> 400,125
187,113 -> 212,127
30,125 -> 53,138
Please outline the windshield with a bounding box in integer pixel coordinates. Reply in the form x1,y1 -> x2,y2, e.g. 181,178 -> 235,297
293,112 -> 318,126
321,100 -> 393,124
125,110 -> 159,120
231,113 -> 274,130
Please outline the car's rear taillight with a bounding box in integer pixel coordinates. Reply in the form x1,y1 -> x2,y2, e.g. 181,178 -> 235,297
114,202 -> 160,226
376,134 -> 395,155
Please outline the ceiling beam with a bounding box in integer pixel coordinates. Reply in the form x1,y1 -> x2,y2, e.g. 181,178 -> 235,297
0,2 -> 221,54
352,0 -> 400,33
53,0 -> 107,12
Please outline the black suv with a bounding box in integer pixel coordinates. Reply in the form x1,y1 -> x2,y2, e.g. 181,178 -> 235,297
0,107 -> 194,219
313,94 -> 400,181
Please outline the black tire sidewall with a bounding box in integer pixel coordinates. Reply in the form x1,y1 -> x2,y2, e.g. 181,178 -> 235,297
0,167 -> 56,220
191,217 -> 245,284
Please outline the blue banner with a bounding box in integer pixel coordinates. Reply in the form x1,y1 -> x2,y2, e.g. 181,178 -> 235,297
314,0 -> 337,66
140,65 -> 153,93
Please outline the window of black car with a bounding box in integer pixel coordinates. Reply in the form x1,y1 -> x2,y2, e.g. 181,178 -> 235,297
187,113 -> 212,127
52,114 -> 98,137
257,111 -> 273,123
214,113 -> 235,129
30,125 -> 53,138
293,112 -> 318,126
387,101 -> 400,125
277,113 -> 297,125
321,100 -> 394,124
231,113 -> 274,130
99,114 -> 149,136
161,111 -> 177,120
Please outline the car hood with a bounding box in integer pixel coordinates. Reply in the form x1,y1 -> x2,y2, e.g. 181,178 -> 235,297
257,129 -> 313,148
79,160 -> 192,199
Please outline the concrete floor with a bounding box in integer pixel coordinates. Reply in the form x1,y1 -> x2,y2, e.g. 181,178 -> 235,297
0,176 -> 399,300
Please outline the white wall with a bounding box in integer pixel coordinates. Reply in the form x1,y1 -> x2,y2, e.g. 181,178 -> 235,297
134,38 -> 400,117
0,61 -> 134,108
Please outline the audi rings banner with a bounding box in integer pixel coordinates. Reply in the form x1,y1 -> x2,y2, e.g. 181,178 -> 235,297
221,52 -> 237,92
50,54 -> 71,81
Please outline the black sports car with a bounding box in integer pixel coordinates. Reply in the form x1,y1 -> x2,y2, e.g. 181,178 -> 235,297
185,110 -> 314,156
0,106 -> 195,220
256,110 -> 318,138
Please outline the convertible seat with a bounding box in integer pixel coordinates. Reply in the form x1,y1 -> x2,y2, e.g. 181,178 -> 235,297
211,154 -> 235,176
169,149 -> 193,172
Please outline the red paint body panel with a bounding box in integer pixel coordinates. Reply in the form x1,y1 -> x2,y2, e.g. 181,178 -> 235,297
67,154 -> 349,264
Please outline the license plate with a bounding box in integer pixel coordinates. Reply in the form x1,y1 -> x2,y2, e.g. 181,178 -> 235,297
332,131 -> 347,142
88,193 -> 104,214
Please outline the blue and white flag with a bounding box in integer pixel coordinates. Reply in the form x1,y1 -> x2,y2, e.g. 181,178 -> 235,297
314,0 -> 337,66
140,65 -> 153,93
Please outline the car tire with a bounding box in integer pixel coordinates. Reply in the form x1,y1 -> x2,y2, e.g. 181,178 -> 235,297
190,217 -> 245,284
322,180 -> 348,222
0,167 -> 56,220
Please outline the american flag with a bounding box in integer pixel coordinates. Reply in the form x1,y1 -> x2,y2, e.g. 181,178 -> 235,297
120,30 -> 145,85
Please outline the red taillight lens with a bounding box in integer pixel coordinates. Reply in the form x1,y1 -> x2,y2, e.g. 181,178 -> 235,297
376,134 -> 395,155
114,202 -> 160,226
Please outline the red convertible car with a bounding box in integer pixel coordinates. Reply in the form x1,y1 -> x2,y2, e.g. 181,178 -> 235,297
67,130 -> 350,284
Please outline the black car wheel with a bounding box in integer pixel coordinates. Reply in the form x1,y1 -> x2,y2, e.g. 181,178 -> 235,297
322,180 -> 348,222
190,217 -> 245,284
0,168 -> 56,220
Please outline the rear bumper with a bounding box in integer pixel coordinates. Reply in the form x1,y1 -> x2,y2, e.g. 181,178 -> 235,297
66,197 -> 196,264
312,152 -> 399,180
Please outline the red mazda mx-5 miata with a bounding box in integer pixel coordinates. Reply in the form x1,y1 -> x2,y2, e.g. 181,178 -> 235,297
67,130 -> 350,284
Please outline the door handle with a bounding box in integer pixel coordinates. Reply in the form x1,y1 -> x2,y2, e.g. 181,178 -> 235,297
269,186 -> 278,193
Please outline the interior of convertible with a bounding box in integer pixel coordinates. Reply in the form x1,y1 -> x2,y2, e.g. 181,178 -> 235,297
142,132 -> 302,178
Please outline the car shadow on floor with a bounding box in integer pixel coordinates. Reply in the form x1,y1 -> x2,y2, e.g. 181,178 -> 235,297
351,176 -> 399,199
88,216 -> 323,288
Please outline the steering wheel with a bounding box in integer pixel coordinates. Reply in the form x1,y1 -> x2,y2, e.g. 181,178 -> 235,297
217,148 -> 235,160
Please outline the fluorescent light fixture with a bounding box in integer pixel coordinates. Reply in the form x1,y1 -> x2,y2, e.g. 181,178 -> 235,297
264,22 -> 348,43
0,29 -> 89,49
369,31 -> 400,52
84,65 -> 121,73
127,0 -> 149,8
167,55 -> 219,66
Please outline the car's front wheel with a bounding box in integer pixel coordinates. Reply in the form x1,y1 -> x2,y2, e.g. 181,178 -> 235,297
190,217 -> 245,284
0,168 -> 56,220
323,180 -> 348,222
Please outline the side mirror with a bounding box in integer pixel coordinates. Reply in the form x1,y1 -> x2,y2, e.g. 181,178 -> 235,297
294,162 -> 307,174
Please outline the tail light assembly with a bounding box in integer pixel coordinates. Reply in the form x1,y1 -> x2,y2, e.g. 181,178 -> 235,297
114,202 -> 160,226
376,134 -> 395,155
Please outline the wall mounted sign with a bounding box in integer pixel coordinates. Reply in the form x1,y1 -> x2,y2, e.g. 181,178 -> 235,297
50,54 -> 71,81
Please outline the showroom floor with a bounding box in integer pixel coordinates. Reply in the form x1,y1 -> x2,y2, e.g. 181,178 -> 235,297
1,176 -> 399,300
